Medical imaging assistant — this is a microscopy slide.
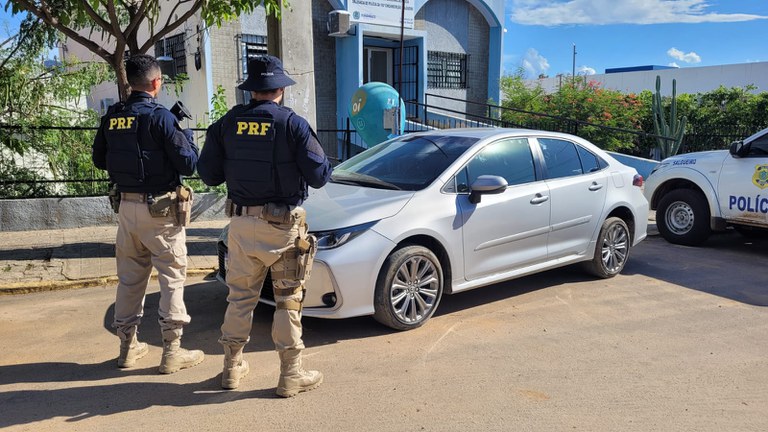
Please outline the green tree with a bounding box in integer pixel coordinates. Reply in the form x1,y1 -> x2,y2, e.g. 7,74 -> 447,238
6,0 -> 287,100
635,85 -> 767,153
499,68 -> 546,113
1,17 -> 113,197
501,76 -> 645,151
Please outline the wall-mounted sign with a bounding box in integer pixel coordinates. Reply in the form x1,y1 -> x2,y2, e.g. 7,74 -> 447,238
348,0 -> 414,29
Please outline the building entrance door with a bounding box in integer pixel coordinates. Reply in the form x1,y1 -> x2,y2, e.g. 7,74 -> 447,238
363,47 -> 393,85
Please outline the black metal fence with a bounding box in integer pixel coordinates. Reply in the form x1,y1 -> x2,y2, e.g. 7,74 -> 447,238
1,102 -> 762,199
0,123 -> 373,199
417,94 -> 758,158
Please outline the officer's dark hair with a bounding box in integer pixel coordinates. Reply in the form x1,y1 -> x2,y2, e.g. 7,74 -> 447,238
126,54 -> 161,89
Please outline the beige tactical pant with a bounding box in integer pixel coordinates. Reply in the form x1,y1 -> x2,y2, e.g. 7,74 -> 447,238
219,206 -> 309,352
112,198 -> 190,340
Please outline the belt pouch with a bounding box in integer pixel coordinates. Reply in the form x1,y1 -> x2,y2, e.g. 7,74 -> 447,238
108,184 -> 121,214
148,192 -> 174,218
175,185 -> 193,226
262,202 -> 292,224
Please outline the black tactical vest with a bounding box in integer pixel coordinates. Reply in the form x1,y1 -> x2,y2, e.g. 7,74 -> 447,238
103,100 -> 176,192
222,102 -> 305,206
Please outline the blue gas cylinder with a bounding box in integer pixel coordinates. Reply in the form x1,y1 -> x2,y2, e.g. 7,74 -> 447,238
348,82 -> 406,146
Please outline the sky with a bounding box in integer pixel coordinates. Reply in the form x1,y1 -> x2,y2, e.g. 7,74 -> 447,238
503,0 -> 768,79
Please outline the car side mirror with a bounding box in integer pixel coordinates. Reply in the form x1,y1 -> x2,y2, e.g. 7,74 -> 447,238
729,141 -> 747,157
468,175 -> 508,204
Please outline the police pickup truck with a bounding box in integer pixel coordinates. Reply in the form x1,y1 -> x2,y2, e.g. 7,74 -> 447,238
644,126 -> 768,245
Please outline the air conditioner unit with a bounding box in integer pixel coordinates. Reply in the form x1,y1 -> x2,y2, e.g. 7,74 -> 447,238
328,10 -> 351,37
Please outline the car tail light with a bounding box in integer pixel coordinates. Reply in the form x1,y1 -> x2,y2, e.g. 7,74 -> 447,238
632,174 -> 644,187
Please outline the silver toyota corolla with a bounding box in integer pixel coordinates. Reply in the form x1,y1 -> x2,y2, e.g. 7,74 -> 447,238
218,128 -> 649,330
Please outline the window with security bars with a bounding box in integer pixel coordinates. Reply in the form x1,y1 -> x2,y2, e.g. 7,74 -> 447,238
428,51 -> 468,89
237,34 -> 269,104
154,34 -> 187,79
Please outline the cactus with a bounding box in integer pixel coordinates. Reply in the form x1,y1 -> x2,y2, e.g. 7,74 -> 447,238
652,75 -> 687,159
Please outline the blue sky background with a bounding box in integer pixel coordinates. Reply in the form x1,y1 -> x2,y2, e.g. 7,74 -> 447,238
0,8 -> 22,39
503,0 -> 768,78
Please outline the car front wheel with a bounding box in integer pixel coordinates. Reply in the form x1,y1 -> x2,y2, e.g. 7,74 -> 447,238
373,245 -> 443,331
584,217 -> 631,279
656,189 -> 711,246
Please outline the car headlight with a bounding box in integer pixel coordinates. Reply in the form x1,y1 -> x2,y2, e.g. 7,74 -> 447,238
312,221 -> 378,250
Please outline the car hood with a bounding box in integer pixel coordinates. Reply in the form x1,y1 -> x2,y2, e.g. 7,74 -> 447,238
303,182 -> 415,231
658,150 -> 729,170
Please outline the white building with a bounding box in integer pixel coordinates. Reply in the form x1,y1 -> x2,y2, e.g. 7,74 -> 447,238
530,61 -> 768,96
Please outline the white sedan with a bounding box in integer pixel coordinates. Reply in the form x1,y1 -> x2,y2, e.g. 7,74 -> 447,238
218,128 -> 649,330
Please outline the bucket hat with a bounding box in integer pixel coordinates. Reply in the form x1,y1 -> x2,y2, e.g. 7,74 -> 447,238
238,55 -> 296,91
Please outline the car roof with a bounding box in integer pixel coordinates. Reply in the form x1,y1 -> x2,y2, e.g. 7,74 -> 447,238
410,127 -> 585,141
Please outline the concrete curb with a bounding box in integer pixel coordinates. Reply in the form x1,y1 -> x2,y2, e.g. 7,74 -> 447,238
0,267 -> 218,295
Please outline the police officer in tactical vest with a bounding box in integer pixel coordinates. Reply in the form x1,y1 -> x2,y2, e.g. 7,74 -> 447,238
198,55 -> 333,397
92,54 -> 203,373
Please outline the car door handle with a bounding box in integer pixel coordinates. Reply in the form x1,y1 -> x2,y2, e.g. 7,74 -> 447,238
530,193 -> 549,205
589,182 -> 604,191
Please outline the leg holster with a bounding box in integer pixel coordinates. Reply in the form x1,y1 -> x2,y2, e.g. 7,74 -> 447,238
273,285 -> 304,311
270,224 -> 317,282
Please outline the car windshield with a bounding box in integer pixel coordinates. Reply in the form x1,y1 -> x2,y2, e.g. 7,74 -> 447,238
331,134 -> 478,191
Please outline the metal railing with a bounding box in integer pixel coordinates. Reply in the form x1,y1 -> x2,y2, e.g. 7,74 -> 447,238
416,94 -> 666,153
2,101 -> 762,199
0,123 -> 370,199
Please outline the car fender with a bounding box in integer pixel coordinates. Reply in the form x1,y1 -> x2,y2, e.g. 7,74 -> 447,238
599,198 -> 649,247
371,212 -> 462,293
647,167 -> 722,220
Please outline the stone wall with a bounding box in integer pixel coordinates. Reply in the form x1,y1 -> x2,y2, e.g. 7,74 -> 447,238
0,193 -> 228,232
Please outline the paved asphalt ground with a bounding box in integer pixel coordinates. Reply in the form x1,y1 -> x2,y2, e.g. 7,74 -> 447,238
1,219 -> 767,431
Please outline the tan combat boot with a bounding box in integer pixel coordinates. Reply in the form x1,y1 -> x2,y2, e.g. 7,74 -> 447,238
117,330 -> 148,368
117,330 -> 149,368
158,337 -> 204,374
276,349 -> 323,397
221,344 -> 250,389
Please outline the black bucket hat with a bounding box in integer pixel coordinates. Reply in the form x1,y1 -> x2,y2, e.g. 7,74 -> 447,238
238,55 -> 296,91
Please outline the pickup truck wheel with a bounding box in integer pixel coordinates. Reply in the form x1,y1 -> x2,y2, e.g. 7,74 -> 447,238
657,189 -> 711,246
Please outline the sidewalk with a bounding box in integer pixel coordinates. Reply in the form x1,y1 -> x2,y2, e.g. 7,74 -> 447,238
0,219 -> 229,295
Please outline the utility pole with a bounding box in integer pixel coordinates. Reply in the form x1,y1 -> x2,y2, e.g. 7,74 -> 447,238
572,43 -> 577,83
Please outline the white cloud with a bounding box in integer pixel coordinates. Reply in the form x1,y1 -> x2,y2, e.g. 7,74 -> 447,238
667,47 -> 701,63
521,48 -> 550,78
509,0 -> 768,25
578,66 -> 596,75
668,62 -> 680,68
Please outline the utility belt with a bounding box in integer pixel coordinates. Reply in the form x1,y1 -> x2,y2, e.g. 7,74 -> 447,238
226,198 -> 316,283
110,185 -> 194,226
224,199 -> 294,223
